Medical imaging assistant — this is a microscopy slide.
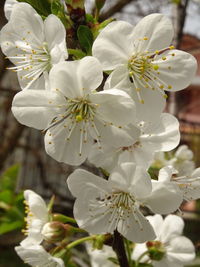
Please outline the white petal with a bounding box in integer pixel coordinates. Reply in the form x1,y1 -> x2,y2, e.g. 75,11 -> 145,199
12,90 -> 64,130
21,219 -> 44,246
45,121 -> 93,165
92,21 -> 133,70
146,214 -> 164,238
159,215 -> 184,243
167,236 -> 195,264
15,245 -> 64,267
90,89 -> 136,126
109,162 -> 152,198
154,49 -> 197,91
118,209 -> 156,243
144,181 -> 183,214
24,190 -> 48,220
132,14 -> 174,52
140,113 -> 180,152
10,3 -> 44,45
67,169 -> 109,198
44,15 -> 67,53
105,66 -> 166,123
158,166 -> 177,182
4,0 -> 17,20
49,57 -> 103,98
17,71 -> 46,90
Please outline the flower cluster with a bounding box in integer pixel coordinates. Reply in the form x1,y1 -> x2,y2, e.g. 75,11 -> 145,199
1,1 -> 199,266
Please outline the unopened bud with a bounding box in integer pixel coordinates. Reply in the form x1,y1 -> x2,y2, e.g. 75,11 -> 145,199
41,221 -> 67,243
146,241 -> 165,261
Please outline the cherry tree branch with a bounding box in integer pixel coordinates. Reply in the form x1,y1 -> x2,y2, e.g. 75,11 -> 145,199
112,230 -> 129,267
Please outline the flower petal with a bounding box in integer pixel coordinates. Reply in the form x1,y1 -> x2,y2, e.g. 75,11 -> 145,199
9,3 -> 44,45
153,49 -> 197,91
105,65 -> 166,123
131,13 -> 174,52
109,162 -> 152,198
167,236 -> 195,264
15,245 -> 64,267
49,57 -> 103,98
44,15 -> 67,53
4,0 -> 17,20
67,169 -> 109,198
140,113 -> 180,152
11,90 -> 64,130
90,89 -> 136,126
146,214 -> 164,238
45,121 -> 92,165
118,209 -> 156,243
144,181 -> 183,214
92,21 -> 133,70
159,215 -> 184,243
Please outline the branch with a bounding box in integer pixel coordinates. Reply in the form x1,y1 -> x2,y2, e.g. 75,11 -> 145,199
99,0 -> 135,21
112,230 -> 129,267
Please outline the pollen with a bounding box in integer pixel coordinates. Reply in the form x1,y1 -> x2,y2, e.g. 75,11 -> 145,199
153,65 -> 159,70
143,37 -> 148,40
162,56 -> 166,60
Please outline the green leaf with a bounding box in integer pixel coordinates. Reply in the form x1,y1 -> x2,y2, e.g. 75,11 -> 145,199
77,25 -> 93,54
0,164 -> 20,191
0,220 -> 24,235
51,0 -> 68,26
17,0 -> 51,17
0,190 -> 13,204
68,48 -> 86,59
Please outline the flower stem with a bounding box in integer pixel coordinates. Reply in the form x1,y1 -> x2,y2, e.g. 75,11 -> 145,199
66,235 -> 96,250
135,251 -> 149,267
112,230 -> 130,267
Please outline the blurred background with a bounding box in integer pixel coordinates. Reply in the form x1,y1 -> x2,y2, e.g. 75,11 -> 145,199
0,0 -> 200,266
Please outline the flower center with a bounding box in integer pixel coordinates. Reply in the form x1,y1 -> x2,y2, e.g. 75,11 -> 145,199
46,96 -> 102,156
146,240 -> 166,261
7,41 -> 51,89
127,43 -> 175,103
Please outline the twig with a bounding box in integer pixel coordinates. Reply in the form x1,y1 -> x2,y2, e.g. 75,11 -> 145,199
112,230 -> 129,267
99,0 -> 135,21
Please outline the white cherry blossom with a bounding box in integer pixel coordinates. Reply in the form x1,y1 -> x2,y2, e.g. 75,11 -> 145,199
12,57 -> 136,165
15,245 -> 64,267
21,190 -> 49,246
93,14 -> 197,122
67,162 -> 183,243
168,145 -> 195,176
89,113 -> 180,171
132,214 -> 195,267
0,2 -> 68,90
157,166 -> 200,202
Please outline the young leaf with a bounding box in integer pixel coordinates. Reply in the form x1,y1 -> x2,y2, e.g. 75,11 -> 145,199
77,25 -> 93,54
68,48 -> 86,59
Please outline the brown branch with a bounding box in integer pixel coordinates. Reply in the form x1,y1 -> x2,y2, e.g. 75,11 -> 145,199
112,230 -> 129,267
99,0 -> 135,21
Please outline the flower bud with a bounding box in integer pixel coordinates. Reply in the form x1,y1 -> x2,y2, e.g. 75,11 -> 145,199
146,241 -> 165,261
41,222 -> 67,243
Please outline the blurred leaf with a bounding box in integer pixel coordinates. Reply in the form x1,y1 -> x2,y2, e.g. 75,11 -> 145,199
77,25 -> 93,54
95,0 -> 106,11
68,48 -> 86,59
171,0 -> 181,4
17,0 -> 51,17
0,190 -> 13,204
0,220 -> 24,235
92,18 -> 114,39
0,164 -> 20,191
